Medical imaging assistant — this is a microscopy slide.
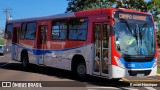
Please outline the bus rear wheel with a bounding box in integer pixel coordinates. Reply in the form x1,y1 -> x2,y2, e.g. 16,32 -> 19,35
21,54 -> 29,68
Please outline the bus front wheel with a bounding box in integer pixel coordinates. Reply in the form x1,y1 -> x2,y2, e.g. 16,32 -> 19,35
76,63 -> 86,78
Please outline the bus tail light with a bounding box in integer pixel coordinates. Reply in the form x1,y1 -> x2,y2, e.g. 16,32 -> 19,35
114,56 -> 125,68
152,58 -> 157,68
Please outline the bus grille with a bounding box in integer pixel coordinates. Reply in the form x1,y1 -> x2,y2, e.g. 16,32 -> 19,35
128,70 -> 151,76
123,55 -> 154,62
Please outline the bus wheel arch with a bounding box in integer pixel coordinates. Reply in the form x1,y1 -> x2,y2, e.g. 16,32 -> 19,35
21,50 -> 29,67
71,55 -> 86,78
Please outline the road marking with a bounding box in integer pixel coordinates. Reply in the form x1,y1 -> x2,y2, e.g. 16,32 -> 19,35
120,87 -> 138,90
88,89 -> 97,90
0,62 -> 10,67
87,87 -> 119,89
87,87 -> 139,90
0,56 -> 4,58
144,87 -> 157,90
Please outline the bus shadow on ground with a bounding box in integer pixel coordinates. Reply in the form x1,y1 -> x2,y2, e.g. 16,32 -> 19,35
0,62 -> 130,87
0,62 -> 8,66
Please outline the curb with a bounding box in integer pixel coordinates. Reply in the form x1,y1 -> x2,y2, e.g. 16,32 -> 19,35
157,74 -> 160,76
122,74 -> 160,82
122,78 -> 129,81
122,78 -> 160,82
125,80 -> 160,83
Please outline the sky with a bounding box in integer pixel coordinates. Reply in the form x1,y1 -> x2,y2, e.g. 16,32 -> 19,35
0,0 -> 152,30
0,0 -> 68,30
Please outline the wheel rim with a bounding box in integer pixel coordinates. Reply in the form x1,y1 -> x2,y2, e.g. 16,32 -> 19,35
77,64 -> 86,76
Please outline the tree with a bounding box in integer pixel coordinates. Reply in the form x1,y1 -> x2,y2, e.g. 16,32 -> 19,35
0,30 -> 5,45
156,21 -> 160,47
147,0 -> 160,21
66,0 -> 115,12
0,39 -> 4,45
116,0 -> 148,12
66,0 -> 148,12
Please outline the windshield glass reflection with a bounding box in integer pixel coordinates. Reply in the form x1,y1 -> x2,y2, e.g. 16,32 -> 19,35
114,19 -> 155,55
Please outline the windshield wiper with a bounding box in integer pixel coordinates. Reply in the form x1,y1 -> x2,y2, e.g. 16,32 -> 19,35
139,27 -> 142,46
139,23 -> 147,46
123,19 -> 132,35
123,19 -> 139,45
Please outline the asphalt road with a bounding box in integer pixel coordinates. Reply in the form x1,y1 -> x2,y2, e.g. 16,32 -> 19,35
0,55 -> 160,90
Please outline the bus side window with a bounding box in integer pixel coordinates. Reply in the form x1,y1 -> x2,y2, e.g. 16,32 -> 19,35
51,20 -> 67,40
20,23 -> 27,39
69,18 -> 88,40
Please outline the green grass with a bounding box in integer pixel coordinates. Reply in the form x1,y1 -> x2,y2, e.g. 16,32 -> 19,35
158,68 -> 160,74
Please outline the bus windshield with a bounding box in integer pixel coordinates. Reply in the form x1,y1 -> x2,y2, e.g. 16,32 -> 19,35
114,13 -> 155,55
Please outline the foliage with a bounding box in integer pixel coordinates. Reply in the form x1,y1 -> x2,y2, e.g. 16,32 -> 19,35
66,0 -> 115,12
147,0 -> 160,21
115,0 -> 148,12
158,68 -> 160,74
156,21 -> 160,47
0,39 -> 4,45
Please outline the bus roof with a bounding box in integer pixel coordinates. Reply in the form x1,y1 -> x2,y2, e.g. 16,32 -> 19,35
8,12 -> 75,23
8,8 -> 151,23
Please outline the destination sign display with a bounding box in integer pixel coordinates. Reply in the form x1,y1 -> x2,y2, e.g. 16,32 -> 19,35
119,13 -> 146,21
114,11 -> 151,21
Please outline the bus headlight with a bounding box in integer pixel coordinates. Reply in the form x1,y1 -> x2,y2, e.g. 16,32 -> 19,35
114,56 -> 125,68
152,58 -> 157,68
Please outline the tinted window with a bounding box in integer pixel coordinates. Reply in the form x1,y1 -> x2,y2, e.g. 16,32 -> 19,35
5,24 -> 13,38
20,23 -> 27,39
69,18 -> 88,40
51,20 -> 67,40
25,23 -> 37,39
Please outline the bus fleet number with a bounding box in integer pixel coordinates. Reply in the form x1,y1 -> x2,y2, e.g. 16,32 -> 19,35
128,64 -> 135,68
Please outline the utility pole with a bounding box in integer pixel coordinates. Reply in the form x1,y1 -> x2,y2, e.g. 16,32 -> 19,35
3,8 -> 12,22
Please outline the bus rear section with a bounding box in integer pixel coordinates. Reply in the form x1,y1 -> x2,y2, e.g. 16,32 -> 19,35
4,24 -> 13,59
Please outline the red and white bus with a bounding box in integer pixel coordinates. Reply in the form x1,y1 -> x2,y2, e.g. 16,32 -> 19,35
4,8 -> 158,79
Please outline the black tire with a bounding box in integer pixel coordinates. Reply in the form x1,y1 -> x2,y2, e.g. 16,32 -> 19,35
21,53 -> 29,68
112,78 -> 121,81
76,63 -> 86,78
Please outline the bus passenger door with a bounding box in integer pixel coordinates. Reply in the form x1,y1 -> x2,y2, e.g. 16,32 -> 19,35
12,27 -> 20,60
93,23 -> 110,76
39,25 -> 47,65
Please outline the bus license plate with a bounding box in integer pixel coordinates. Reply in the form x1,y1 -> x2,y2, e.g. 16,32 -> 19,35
137,74 -> 144,77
